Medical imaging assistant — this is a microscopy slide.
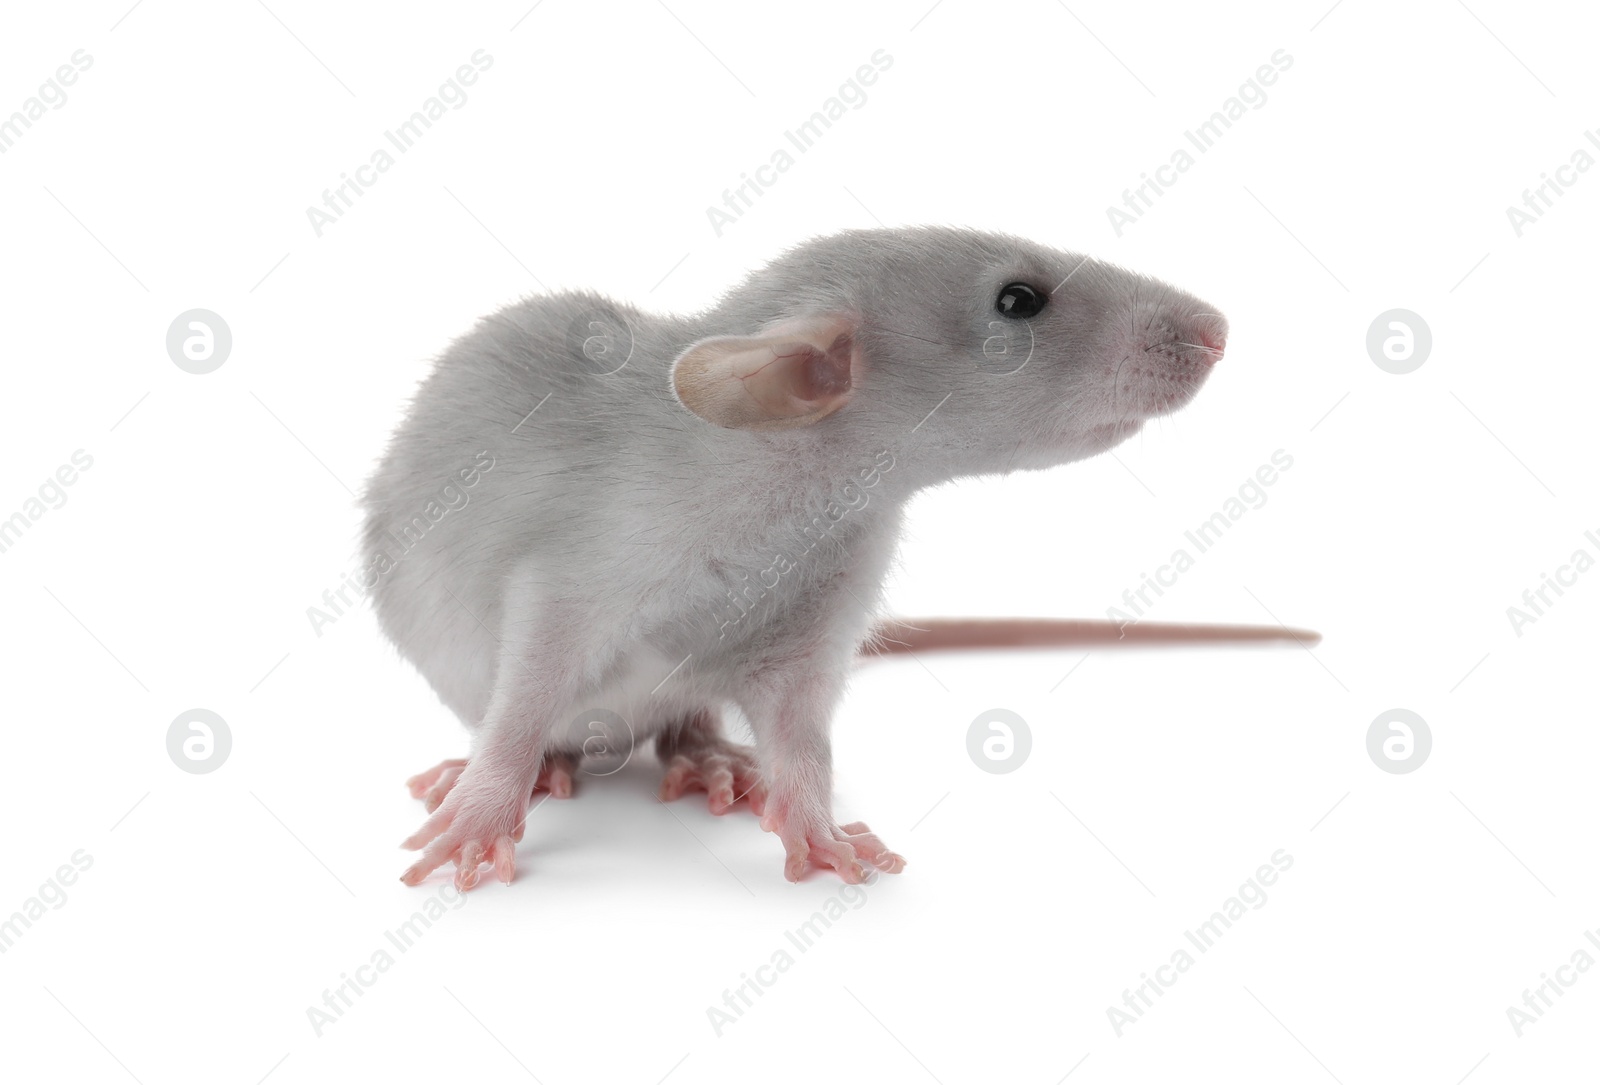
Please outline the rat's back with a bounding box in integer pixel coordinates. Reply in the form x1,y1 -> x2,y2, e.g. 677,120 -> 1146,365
359,291 -> 702,725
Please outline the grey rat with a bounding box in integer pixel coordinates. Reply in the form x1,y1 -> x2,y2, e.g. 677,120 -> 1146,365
361,225 -> 1314,890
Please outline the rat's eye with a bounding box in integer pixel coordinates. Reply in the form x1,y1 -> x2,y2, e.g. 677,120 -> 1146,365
995,282 -> 1046,319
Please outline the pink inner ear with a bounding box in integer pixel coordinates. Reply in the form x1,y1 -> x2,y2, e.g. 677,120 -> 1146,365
795,332 -> 854,400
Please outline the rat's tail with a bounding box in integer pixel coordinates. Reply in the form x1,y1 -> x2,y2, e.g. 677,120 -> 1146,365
863,617 -> 1320,655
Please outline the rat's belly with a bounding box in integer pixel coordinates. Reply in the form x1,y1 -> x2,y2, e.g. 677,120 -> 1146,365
545,645 -> 728,753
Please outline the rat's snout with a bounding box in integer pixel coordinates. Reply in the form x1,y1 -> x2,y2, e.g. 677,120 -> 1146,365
1191,313 -> 1228,361
1106,297 -> 1228,419
1136,306 -> 1227,368
1146,308 -> 1227,375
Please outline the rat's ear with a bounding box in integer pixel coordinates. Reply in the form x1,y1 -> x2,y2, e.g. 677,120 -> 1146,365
670,314 -> 859,429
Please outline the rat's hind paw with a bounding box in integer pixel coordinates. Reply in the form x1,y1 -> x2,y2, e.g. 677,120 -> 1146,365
536,751 -> 578,799
762,805 -> 907,884
400,770 -> 531,890
658,737 -> 767,816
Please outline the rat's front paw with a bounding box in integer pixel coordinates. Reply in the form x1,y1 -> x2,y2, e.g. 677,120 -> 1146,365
406,758 -> 466,797
406,753 -> 579,812
406,758 -> 467,811
400,768 -> 532,890
762,800 -> 906,884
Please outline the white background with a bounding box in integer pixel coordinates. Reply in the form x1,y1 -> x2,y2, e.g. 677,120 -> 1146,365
1,1 -> 1596,1082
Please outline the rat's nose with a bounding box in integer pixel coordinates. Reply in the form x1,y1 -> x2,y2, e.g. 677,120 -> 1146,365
1190,314 -> 1228,363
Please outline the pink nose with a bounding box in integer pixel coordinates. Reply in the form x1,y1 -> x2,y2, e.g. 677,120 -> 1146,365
1190,316 -> 1227,363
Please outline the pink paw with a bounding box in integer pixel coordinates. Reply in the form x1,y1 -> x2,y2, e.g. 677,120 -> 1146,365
658,739 -> 767,816
405,753 -> 578,812
407,758 -> 467,812
761,806 -> 906,884
537,752 -> 578,799
406,758 -> 465,797
400,768 -> 532,890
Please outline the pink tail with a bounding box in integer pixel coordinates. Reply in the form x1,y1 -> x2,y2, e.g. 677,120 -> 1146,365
863,617 -> 1320,655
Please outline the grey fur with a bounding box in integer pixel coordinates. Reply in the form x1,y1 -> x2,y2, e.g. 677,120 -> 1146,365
363,226 -> 1225,887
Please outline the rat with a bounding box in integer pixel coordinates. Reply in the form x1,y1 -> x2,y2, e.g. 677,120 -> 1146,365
361,226 -> 1316,891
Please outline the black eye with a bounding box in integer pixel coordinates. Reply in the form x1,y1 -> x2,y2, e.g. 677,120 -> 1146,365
996,282 -> 1046,319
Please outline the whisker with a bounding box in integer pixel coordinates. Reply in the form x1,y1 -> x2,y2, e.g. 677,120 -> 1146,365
878,326 -> 943,346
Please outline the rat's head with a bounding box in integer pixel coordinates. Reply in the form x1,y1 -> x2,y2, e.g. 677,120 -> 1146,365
670,227 -> 1226,479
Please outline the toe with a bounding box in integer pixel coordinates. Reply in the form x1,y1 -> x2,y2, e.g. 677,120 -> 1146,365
401,807 -> 453,851
876,852 -> 907,874
783,845 -> 810,882
813,838 -> 867,884
536,753 -> 579,799
658,740 -> 765,816
490,836 -> 516,884
400,838 -> 457,886
407,758 -> 467,798
659,755 -> 698,801
455,841 -> 486,890
737,776 -> 768,816
768,815 -> 905,884
546,765 -> 574,799
705,763 -> 737,814
423,767 -> 462,812
839,823 -> 906,873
